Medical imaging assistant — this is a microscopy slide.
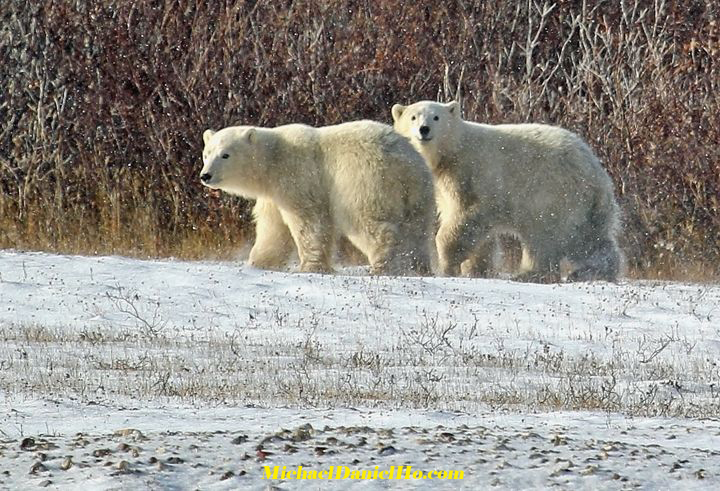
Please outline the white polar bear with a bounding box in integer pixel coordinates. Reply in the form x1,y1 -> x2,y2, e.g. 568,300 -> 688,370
392,100 -> 623,282
200,121 -> 435,275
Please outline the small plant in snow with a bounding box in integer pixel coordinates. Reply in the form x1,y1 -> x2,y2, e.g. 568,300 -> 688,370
105,285 -> 167,339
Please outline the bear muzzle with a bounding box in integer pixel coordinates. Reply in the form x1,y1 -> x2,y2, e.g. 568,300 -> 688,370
416,125 -> 433,142
200,172 -> 213,184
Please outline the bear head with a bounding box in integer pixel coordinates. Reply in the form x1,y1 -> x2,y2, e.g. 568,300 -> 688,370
200,126 -> 265,197
391,100 -> 460,169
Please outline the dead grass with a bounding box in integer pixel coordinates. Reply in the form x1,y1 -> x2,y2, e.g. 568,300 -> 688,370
2,312 -> 718,418
1,0 -> 718,277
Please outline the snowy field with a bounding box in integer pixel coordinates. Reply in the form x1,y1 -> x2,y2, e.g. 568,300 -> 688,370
1,250 -> 719,489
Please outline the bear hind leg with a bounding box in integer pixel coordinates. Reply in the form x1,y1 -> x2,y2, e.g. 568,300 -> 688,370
280,210 -> 334,274
566,190 -> 623,282
396,225 -> 433,276
352,221 -> 405,275
567,238 -> 622,282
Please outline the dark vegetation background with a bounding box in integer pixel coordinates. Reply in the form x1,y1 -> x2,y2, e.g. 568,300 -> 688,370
1,0 -> 718,279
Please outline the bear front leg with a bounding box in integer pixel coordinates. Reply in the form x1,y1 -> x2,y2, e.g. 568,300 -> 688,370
436,214 -> 486,277
248,199 -> 296,270
280,209 -> 334,274
460,237 -> 497,277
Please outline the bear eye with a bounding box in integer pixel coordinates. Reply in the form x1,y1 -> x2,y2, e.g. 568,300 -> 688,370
433,115 -> 439,121
221,153 -> 229,159
411,115 -> 416,121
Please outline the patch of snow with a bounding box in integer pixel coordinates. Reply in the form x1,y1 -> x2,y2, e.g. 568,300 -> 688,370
1,251 -> 719,489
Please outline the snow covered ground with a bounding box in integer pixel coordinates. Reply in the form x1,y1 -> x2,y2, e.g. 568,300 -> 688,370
1,250 -> 719,489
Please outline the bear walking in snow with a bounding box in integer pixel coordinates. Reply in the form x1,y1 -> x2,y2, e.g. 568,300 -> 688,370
392,100 -> 622,282
200,121 -> 435,275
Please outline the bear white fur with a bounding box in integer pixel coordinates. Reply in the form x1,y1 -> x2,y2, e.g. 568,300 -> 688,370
392,100 -> 622,282
200,121 -> 435,275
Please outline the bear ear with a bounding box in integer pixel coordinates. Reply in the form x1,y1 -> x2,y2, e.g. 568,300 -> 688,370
391,104 -> 406,122
246,128 -> 256,144
446,101 -> 460,116
203,129 -> 215,144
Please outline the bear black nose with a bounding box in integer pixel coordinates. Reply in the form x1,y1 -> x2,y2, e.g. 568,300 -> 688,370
200,173 -> 212,183
419,125 -> 430,136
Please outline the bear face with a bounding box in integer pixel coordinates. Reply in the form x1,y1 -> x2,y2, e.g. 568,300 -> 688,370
200,127 -> 263,197
392,100 -> 459,168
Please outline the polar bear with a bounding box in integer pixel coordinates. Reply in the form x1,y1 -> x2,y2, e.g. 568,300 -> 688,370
392,100 -> 622,282
200,121 -> 435,275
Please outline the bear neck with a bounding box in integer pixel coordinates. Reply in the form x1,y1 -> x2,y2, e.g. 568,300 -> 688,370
428,130 -> 462,177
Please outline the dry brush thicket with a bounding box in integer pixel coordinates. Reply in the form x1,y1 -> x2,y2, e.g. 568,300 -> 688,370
1,1 -> 718,278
